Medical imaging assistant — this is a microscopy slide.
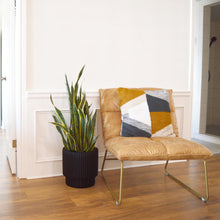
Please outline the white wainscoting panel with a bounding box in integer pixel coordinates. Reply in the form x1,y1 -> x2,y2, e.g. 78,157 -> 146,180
175,106 -> 184,138
34,110 -> 69,163
22,91 -> 191,179
173,92 -> 192,139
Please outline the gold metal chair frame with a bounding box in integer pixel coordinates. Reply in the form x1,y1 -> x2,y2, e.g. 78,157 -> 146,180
165,159 -> 209,202
101,150 -> 209,205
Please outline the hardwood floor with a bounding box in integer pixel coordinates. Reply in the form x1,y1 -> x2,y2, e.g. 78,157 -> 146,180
1,135 -> 220,219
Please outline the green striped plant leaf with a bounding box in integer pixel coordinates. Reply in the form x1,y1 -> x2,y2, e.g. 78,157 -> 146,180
50,66 -> 97,152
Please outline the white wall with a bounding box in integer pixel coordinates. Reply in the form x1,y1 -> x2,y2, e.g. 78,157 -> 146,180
18,0 -> 193,178
26,0 -> 191,92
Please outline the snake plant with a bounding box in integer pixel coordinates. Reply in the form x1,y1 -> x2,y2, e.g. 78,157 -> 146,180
50,66 -> 97,152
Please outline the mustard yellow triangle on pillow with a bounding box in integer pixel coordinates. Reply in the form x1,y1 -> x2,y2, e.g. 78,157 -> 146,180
117,88 -> 145,106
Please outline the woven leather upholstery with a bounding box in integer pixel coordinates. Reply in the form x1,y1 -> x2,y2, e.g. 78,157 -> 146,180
99,88 -> 213,161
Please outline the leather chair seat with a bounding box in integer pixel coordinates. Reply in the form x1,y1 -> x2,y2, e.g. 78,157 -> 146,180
152,137 -> 212,160
105,136 -> 212,161
105,137 -> 167,161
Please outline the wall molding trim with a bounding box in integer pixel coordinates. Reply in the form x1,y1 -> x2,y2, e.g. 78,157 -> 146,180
25,90 -> 191,99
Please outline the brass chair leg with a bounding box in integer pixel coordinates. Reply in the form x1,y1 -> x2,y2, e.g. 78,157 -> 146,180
101,150 -> 124,205
165,160 -> 209,202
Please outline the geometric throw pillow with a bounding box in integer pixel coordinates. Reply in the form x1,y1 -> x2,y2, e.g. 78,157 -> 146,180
145,90 -> 176,137
117,88 -> 152,137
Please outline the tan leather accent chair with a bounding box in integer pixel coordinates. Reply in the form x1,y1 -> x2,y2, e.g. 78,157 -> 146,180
99,88 -> 213,205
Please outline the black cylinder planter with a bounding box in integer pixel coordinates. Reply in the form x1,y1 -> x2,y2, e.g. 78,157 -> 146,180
63,147 -> 98,188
